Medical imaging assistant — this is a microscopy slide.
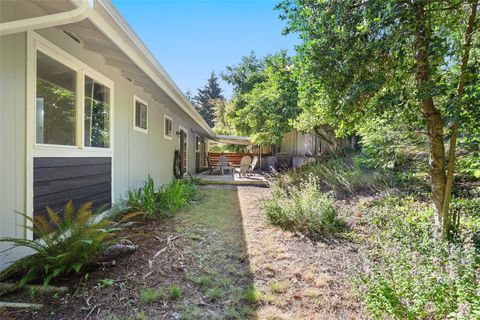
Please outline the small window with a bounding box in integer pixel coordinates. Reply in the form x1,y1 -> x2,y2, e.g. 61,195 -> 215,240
164,115 -> 172,139
36,51 -> 77,146
134,97 -> 148,133
195,135 -> 201,152
84,77 -> 110,148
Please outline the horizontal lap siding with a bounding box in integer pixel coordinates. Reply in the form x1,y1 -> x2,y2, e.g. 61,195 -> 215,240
33,157 -> 112,220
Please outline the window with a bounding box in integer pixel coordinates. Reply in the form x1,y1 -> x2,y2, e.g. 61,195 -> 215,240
164,115 -> 172,139
195,135 -> 201,152
34,45 -> 113,151
134,97 -> 148,133
36,51 -> 77,146
84,77 -> 110,148
179,126 -> 188,171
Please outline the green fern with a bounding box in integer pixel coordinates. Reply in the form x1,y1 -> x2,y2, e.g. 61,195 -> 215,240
0,201 -> 120,289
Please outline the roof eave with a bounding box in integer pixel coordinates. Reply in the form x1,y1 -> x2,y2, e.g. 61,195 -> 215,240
92,0 -> 215,138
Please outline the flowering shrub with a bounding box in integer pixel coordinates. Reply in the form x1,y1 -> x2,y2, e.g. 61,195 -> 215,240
358,197 -> 480,319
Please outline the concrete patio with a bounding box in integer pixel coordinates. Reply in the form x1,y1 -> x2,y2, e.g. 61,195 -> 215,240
194,170 -> 269,187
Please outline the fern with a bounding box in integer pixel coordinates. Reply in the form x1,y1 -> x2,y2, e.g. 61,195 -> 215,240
0,201 -> 120,289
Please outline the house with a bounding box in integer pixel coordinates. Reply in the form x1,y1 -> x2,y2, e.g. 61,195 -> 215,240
0,0 -> 217,269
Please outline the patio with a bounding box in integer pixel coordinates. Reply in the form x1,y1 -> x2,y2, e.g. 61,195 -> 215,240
194,171 -> 269,187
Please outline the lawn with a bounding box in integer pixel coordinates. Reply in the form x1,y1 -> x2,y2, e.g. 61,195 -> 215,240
2,188 -> 254,319
2,185 -> 366,319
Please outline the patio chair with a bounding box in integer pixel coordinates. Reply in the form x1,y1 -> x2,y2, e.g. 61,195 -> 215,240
219,155 -> 234,176
247,156 -> 258,175
239,156 -> 251,177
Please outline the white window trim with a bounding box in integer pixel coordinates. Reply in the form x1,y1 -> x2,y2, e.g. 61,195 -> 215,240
179,125 -> 188,171
133,95 -> 148,134
163,114 -> 173,140
26,31 -> 115,240
31,33 -> 114,156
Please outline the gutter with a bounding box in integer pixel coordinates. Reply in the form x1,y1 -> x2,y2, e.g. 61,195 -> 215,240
0,0 -> 93,36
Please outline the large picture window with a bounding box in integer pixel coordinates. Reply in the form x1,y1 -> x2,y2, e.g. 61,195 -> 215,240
84,77 -> 110,148
34,47 -> 113,150
36,51 -> 77,146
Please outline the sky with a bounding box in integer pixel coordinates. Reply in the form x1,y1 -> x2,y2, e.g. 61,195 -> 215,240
111,0 -> 299,99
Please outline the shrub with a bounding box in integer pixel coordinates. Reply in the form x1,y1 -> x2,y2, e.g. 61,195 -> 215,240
457,153 -> 480,179
158,179 -> 197,216
356,114 -> 426,170
276,155 -> 391,196
0,202 -> 119,287
127,176 -> 160,218
263,175 -> 346,234
358,198 -> 480,319
126,177 -> 198,218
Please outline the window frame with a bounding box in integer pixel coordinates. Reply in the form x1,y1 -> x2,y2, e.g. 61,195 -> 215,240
133,95 -> 148,134
195,134 -> 201,152
163,114 -> 173,140
179,125 -> 188,171
32,36 -> 114,156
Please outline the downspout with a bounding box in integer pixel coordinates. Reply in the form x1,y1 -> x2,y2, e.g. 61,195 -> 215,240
0,0 -> 93,36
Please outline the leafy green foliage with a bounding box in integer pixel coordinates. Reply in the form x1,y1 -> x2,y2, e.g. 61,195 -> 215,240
263,174 -> 346,234
277,0 -> 480,237
358,196 -> 480,319
126,177 -> 198,219
276,155 -> 391,196
222,51 -> 300,145
127,176 -> 160,218
0,202 -> 119,287
356,114 -> 427,169
158,179 -> 198,216
457,153 -> 480,179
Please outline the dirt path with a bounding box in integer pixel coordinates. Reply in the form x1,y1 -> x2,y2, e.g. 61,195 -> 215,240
2,186 -> 366,319
236,186 -> 366,320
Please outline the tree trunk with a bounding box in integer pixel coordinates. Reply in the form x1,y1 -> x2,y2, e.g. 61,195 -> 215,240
442,0 -> 478,236
314,126 -> 337,150
414,3 -> 448,236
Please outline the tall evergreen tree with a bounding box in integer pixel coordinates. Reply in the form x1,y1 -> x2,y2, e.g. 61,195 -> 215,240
194,72 -> 225,127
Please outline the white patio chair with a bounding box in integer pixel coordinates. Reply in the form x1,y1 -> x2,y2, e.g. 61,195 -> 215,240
219,155 -> 234,176
239,156 -> 251,177
248,156 -> 258,175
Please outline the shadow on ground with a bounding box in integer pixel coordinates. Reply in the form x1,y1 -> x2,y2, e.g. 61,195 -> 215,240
2,187 -> 257,320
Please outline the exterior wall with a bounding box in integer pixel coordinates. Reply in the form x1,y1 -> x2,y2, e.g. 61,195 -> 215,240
281,131 -> 317,156
34,26 -> 207,192
0,7 -> 210,268
0,31 -> 28,266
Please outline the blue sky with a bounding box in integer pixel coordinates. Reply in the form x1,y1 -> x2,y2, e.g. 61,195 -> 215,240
112,0 -> 298,98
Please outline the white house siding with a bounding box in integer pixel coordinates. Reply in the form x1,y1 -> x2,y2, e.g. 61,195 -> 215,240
0,7 -> 209,269
0,31 -> 29,266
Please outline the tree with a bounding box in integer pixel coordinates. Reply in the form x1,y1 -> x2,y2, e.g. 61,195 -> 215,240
222,51 -> 300,145
277,0 -> 479,238
194,72 -> 225,127
184,89 -> 195,105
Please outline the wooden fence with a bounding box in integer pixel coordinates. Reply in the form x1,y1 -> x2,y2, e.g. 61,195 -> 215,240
207,152 -> 270,167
